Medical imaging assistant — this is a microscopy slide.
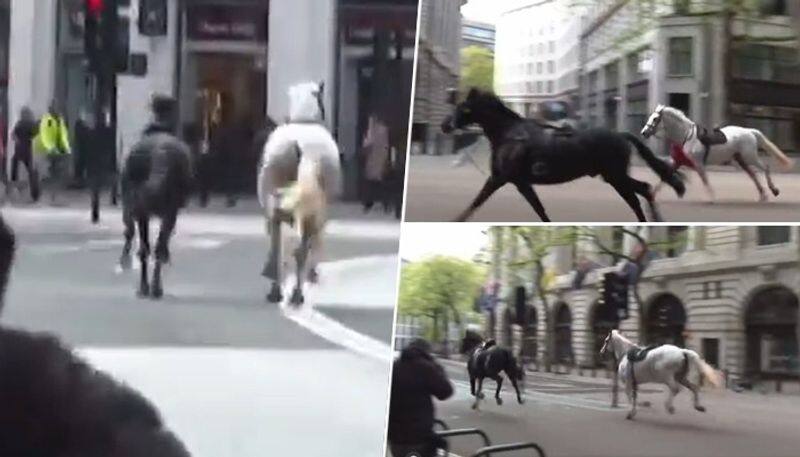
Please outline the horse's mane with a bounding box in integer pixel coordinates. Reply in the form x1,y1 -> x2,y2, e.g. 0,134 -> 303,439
662,106 -> 692,124
471,89 -> 521,121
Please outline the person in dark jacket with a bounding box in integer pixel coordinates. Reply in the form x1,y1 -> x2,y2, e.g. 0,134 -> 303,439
10,106 -> 40,201
388,338 -> 454,457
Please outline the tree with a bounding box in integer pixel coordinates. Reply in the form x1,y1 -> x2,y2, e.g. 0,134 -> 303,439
460,45 -> 494,93
398,256 -> 485,353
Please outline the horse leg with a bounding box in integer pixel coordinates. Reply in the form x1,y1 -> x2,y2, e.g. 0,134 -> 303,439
513,182 -> 551,222
472,377 -> 485,410
120,209 -> 135,270
306,231 -> 321,284
493,376 -> 504,405
626,383 -> 638,420
733,154 -> 767,201
470,375 -> 476,396
752,156 -> 780,197
629,178 -> 663,222
289,229 -> 312,306
136,216 -> 150,298
453,176 -> 505,222
664,378 -> 680,414
608,178 -> 647,222
264,208 -> 284,303
509,376 -> 524,404
694,164 -> 716,203
653,164 -> 680,197
151,211 -> 177,299
677,377 -> 705,412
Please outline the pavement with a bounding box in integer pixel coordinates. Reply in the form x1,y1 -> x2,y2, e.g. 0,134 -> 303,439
431,358 -> 800,457
405,150 -> 800,222
0,197 -> 399,457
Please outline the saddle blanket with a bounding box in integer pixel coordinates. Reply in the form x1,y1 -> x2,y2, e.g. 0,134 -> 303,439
626,344 -> 660,363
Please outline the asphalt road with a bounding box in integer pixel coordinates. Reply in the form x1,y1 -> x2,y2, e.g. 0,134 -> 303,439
405,151 -> 800,222
431,359 -> 800,457
1,198 -> 400,457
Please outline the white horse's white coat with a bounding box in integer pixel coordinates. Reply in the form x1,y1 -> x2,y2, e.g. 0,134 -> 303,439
257,82 -> 342,301
601,330 -> 722,420
642,105 -> 793,202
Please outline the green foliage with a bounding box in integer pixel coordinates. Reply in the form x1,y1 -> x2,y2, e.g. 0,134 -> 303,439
398,256 -> 486,322
460,45 -> 495,92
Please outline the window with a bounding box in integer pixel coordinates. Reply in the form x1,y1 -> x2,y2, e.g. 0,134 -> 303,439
666,226 -> 688,257
547,60 -> 555,73
668,37 -> 693,75
605,61 -> 619,89
547,80 -> 553,93
537,62 -> 543,74
734,44 -> 799,84
673,0 -> 691,14
759,0 -> 788,15
757,226 -> 790,245
627,99 -> 648,134
627,49 -> 652,82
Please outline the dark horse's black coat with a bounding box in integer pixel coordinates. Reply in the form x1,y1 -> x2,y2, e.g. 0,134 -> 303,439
442,88 -> 686,222
0,214 -> 190,457
461,331 -> 524,408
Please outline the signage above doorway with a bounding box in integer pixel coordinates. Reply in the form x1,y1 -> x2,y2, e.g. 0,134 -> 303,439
186,5 -> 267,42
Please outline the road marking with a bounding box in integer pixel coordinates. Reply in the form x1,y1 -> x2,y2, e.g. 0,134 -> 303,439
278,256 -> 395,363
451,380 -> 615,412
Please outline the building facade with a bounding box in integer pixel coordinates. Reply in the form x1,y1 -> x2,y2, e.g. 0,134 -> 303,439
461,18 -> 494,51
6,0 -> 417,197
579,0 -> 799,154
411,0 -> 464,156
488,226 -> 800,387
494,0 -> 586,117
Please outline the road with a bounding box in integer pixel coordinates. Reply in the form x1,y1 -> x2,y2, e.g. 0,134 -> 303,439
433,359 -> 800,457
405,151 -> 800,222
1,197 -> 399,457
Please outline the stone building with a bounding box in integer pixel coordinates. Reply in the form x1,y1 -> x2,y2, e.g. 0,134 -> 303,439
411,0 -> 464,156
488,226 -> 799,387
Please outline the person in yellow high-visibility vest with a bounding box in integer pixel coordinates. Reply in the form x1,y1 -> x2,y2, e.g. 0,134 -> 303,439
34,102 -> 71,205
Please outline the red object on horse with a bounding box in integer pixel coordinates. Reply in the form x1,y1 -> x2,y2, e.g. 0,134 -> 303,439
86,0 -> 104,18
670,142 -> 696,170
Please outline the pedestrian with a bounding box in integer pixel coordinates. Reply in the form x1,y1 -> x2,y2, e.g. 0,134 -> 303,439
361,112 -> 390,213
10,106 -> 40,202
71,108 -> 93,189
387,338 -> 453,457
34,102 -> 71,206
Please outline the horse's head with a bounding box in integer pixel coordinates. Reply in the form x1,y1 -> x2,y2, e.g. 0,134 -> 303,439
288,81 -> 325,123
460,329 -> 484,354
641,104 -> 665,138
442,87 -> 512,133
599,330 -> 614,358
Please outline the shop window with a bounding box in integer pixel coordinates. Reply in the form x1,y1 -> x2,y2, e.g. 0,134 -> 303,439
757,226 -> 790,246
666,226 -> 688,257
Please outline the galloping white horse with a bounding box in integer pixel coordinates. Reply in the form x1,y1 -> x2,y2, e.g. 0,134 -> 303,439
641,105 -> 793,202
600,330 -> 722,420
257,81 -> 342,305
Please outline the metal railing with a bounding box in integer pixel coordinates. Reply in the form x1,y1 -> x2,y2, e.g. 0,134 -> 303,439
433,419 -> 547,457
471,442 -> 546,457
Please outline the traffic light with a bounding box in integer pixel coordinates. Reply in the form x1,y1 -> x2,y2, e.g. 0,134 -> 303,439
83,0 -> 129,73
139,0 -> 168,36
600,272 -> 629,320
84,0 -> 102,70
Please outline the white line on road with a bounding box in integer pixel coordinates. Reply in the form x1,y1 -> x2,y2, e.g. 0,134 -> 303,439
278,256 -> 396,363
451,380 -> 615,412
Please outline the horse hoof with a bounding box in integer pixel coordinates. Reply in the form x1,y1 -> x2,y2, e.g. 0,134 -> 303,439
471,402 -> 479,410
307,268 -> 319,284
151,286 -> 163,299
695,406 -> 706,413
496,397 -> 503,405
518,398 -> 525,405
667,406 -> 676,414
772,188 -> 780,197
137,285 -> 150,298
626,413 -> 635,420
477,392 -> 485,399
120,255 -> 132,271
759,194 -> 768,202
266,288 -> 283,304
290,290 -> 304,306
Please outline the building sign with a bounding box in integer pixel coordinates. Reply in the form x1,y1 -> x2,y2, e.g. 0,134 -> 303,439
187,6 -> 267,42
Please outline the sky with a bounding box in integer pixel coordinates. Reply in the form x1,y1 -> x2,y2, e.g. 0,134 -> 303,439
400,224 -> 489,262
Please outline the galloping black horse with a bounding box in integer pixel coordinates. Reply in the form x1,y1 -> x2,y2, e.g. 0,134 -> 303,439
119,95 -> 193,298
461,330 -> 525,409
441,88 -> 686,222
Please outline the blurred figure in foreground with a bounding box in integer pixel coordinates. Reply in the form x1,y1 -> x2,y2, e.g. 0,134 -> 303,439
388,338 -> 453,457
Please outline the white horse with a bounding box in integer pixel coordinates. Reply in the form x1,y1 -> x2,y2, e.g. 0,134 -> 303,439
641,105 -> 793,202
600,329 -> 722,420
257,81 -> 342,305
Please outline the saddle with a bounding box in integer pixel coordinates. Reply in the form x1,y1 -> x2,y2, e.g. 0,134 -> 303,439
626,344 -> 659,363
697,126 -> 727,164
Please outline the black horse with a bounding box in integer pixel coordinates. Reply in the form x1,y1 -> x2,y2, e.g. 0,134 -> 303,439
461,330 -> 525,410
119,96 -> 193,298
441,88 -> 686,222
0,214 -> 190,457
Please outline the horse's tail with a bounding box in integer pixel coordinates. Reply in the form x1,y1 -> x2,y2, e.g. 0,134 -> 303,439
751,129 -> 794,171
621,133 -> 686,198
685,350 -> 723,388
